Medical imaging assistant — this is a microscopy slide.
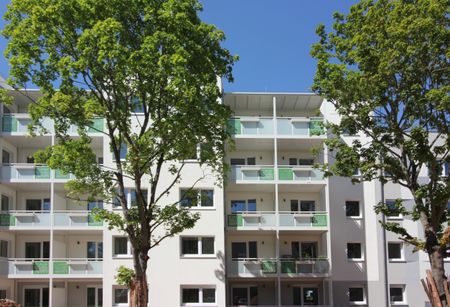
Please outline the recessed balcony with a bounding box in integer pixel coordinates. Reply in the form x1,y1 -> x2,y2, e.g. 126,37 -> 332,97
230,166 -> 325,184
0,164 -> 75,183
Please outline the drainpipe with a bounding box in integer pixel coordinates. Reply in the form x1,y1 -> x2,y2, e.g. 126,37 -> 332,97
380,159 -> 390,307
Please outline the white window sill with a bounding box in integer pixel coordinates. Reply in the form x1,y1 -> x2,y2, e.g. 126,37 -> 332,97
386,216 -> 403,220
180,255 -> 216,259
346,216 -> 363,220
347,258 -> 364,262
188,207 -> 216,211
349,302 -> 367,306
112,255 -> 133,259
389,259 -> 406,263
391,302 -> 407,305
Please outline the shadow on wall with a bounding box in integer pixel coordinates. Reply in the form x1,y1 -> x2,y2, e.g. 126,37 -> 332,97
215,250 -> 225,282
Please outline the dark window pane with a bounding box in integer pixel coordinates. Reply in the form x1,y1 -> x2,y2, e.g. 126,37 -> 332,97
0,241 -> 8,257
292,242 -> 300,259
182,238 -> 198,255
386,200 -> 400,217
290,200 -> 299,212
42,288 -> 49,307
98,242 -> 103,259
301,242 -> 317,258
247,157 -> 256,165
247,199 -> 257,212
201,190 -> 214,207
0,290 -> 6,299
180,189 -> 198,207
299,159 -> 314,165
292,287 -> 301,305
114,289 -> 128,304
27,156 -> 35,163
1,195 -> 9,211
388,243 -> 402,259
249,287 -> 258,305
231,200 -> 246,213
43,241 -> 50,259
346,201 -> 360,217
230,158 -> 245,165
203,289 -> 215,303
182,289 -> 199,303
248,241 -> 257,258
114,237 -> 128,255
25,242 -> 41,258
289,158 -> 297,166
201,238 -> 214,254
26,199 -> 41,211
43,199 -> 51,211
87,288 -> 96,307
347,243 -> 362,259
2,150 -> 10,164
87,242 -> 96,258
300,201 -> 315,212
349,288 -> 364,302
232,288 -> 247,305
390,287 -> 403,302
98,288 -> 103,306
119,143 -> 127,160
232,242 -> 247,259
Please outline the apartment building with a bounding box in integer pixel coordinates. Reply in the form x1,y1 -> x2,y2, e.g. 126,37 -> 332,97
0,80 -> 448,306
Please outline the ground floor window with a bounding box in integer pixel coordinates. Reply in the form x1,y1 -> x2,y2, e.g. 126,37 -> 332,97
181,287 -> 216,305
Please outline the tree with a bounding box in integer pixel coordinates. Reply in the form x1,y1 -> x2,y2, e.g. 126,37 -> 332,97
2,0 -> 236,306
310,0 -> 449,303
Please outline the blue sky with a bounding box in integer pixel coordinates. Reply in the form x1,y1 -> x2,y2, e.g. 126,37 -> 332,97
0,0 -> 359,93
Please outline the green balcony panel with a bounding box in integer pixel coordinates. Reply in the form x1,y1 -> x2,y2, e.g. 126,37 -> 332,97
281,261 -> 295,273
53,261 -> 69,274
33,261 -> 49,274
312,214 -> 327,227
261,260 -> 277,273
88,118 -> 104,133
2,116 -> 17,132
227,214 -> 243,227
54,169 -> 70,179
88,213 -> 103,226
35,166 -> 51,179
260,168 -> 274,180
278,168 -> 293,180
227,119 -> 241,135
309,120 -> 324,136
0,214 -> 15,226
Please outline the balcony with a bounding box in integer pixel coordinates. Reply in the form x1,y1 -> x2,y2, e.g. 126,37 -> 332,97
1,259 -> 103,277
1,164 -> 75,182
228,117 -> 325,138
227,211 -> 328,229
227,258 -> 330,277
1,114 -> 104,134
231,166 -> 325,183
0,211 -> 103,229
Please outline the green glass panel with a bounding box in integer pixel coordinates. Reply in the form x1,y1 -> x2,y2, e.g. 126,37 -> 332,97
281,261 -> 295,273
88,118 -> 104,133
2,116 -> 17,132
312,214 -> 327,227
0,214 -> 15,226
227,119 -> 241,135
260,168 -> 274,180
54,169 -> 70,179
53,261 -> 69,274
309,120 -> 324,136
278,168 -> 293,180
227,214 -> 243,227
88,213 -> 103,226
261,260 -> 277,273
35,166 -> 51,179
33,261 -> 49,274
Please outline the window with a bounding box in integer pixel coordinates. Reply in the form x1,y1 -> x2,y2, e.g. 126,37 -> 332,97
231,199 -> 256,213
1,195 -> 9,211
87,242 -> 103,259
181,237 -> 214,256
232,287 -> 258,305
230,158 -> 245,166
390,285 -> 405,304
114,288 -> 128,305
181,287 -> 216,305
289,158 -> 297,166
113,189 -> 147,208
0,241 -> 8,258
290,200 -> 316,212
180,189 -> 214,208
88,200 -> 103,211
113,237 -> 131,256
388,242 -> 403,261
25,241 -> 49,259
347,243 -> 362,260
2,150 -> 10,164
346,201 -> 361,217
0,289 -> 5,299
299,159 -> 314,165
231,241 -> 257,259
386,199 -> 402,218
25,199 -> 51,211
349,287 -> 365,303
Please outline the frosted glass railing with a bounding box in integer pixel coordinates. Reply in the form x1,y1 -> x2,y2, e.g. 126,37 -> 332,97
0,211 -> 50,227
1,164 -> 75,181
277,166 -> 325,181
277,117 -> 325,136
227,212 -> 276,227
231,166 -> 275,181
231,166 -> 325,182
227,258 -> 278,276
227,258 -> 330,276
53,211 -> 103,227
2,115 -> 103,134
5,259 -> 102,275
228,117 -> 274,135
278,211 -> 328,227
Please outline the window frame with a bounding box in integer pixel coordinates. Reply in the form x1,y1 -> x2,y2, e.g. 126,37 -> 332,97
346,243 -> 363,261
348,286 -> 366,305
0,240 -> 8,258
113,237 -> 132,258
1,194 -> 10,211
389,285 -> 406,305
180,286 -> 216,306
113,287 -> 128,306
231,199 -> 256,213
385,199 -> 403,220
180,188 -> 215,209
345,201 -> 361,218
180,236 -> 215,258
387,242 -> 404,262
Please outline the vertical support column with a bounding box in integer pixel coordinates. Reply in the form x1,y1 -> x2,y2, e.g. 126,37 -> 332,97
323,142 -> 333,305
49,135 -> 55,307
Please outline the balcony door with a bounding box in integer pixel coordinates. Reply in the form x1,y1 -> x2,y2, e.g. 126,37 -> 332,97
87,242 -> 103,259
87,286 -> 103,307
232,287 -> 258,305
25,242 -> 49,259
291,242 -> 318,259
231,241 -> 257,259
24,287 -> 49,307
26,199 -> 50,211
293,286 -> 319,305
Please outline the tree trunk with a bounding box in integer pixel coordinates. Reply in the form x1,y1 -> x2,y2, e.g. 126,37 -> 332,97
132,250 -> 149,307
428,243 -> 447,305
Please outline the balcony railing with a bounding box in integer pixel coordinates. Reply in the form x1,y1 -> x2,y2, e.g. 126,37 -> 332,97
231,166 -> 325,182
227,212 -> 276,228
2,258 -> 102,276
53,211 -> 103,228
0,210 -> 102,228
1,114 -> 103,134
279,211 -> 328,228
1,164 -> 75,182
227,211 -> 328,228
228,258 -> 330,276
228,117 -> 325,137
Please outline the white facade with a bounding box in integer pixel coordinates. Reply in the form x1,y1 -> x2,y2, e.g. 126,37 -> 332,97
0,86 -> 447,307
